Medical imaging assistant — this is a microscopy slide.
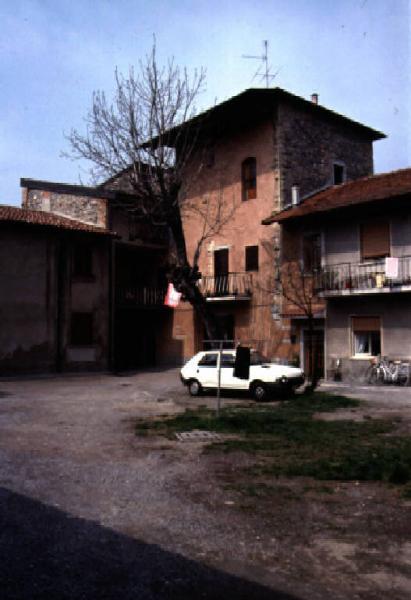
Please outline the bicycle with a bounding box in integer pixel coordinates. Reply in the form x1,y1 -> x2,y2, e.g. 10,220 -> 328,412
365,356 -> 410,386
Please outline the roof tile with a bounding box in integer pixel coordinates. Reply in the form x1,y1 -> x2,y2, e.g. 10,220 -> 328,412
0,205 -> 115,235
263,167 -> 411,223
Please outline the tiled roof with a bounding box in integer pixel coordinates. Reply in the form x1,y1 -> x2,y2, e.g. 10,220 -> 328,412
0,205 -> 115,235
262,167 -> 411,224
162,87 -> 385,145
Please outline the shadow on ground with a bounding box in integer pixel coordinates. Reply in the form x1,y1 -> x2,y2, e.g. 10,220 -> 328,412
0,487 -> 300,600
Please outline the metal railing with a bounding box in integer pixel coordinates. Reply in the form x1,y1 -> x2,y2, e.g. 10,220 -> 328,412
314,256 -> 411,294
199,272 -> 253,298
117,286 -> 166,307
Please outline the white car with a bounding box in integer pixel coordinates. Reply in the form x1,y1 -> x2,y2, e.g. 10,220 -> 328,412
180,350 -> 305,401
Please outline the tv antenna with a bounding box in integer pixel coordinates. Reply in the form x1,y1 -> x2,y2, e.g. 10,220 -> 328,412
242,40 -> 281,88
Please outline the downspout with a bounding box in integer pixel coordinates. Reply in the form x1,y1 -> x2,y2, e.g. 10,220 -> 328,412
55,234 -> 66,372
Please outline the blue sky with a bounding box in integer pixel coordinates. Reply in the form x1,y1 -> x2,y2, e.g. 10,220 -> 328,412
1,0 -> 409,205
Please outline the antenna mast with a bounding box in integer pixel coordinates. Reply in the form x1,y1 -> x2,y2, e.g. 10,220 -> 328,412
242,40 -> 280,88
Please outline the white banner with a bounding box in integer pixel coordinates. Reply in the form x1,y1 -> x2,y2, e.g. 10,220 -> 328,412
385,257 -> 399,278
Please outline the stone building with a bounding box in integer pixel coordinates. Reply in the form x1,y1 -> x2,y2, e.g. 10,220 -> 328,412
1,86 -> 386,374
263,168 -> 411,380
166,88 -> 384,367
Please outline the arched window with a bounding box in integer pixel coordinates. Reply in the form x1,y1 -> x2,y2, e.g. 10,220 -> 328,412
241,157 -> 257,201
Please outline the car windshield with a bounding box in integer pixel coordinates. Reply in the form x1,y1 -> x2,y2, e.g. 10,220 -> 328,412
250,351 -> 270,365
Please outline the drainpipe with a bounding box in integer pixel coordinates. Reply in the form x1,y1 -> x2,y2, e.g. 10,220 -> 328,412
55,236 -> 66,372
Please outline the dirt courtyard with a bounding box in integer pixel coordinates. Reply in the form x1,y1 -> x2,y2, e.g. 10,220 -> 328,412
0,369 -> 410,599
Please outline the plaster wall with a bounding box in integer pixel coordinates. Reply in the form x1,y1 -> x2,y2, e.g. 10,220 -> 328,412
0,227 -> 57,372
326,295 -> 411,380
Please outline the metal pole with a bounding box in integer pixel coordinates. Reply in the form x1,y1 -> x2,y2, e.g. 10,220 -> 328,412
216,340 -> 223,418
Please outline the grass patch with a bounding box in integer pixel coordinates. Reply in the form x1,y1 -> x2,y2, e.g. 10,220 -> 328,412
135,392 -> 411,486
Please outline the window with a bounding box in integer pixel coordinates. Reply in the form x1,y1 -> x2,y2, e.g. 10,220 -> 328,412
245,245 -> 259,271
303,233 -> 321,272
333,162 -> 346,185
360,221 -> 390,260
352,316 -> 381,357
220,353 -> 235,368
242,157 -> 257,201
198,353 -> 218,367
70,312 -> 94,346
72,243 -> 93,278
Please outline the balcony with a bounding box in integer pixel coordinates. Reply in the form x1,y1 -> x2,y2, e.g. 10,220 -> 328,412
199,272 -> 253,301
116,286 -> 167,308
314,256 -> 411,297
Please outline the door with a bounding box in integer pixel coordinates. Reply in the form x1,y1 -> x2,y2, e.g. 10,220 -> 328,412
214,248 -> 229,295
303,329 -> 324,378
196,352 -> 219,388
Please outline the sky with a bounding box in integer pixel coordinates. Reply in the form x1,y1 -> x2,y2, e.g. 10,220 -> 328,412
1,0 -> 410,205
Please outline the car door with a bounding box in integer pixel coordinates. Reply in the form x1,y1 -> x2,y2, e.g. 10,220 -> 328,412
219,352 -> 236,389
196,353 -> 218,388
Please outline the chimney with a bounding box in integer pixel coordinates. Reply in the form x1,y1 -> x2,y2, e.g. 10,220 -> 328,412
291,185 -> 300,206
311,93 -> 318,105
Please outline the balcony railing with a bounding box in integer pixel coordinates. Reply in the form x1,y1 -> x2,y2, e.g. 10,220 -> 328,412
117,286 -> 166,307
199,272 -> 253,300
314,256 -> 411,295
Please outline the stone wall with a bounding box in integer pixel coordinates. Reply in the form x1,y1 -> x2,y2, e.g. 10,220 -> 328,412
23,188 -> 108,228
277,101 -> 374,207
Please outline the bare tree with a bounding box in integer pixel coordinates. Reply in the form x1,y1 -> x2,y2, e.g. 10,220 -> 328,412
274,254 -> 322,392
66,44 -> 233,340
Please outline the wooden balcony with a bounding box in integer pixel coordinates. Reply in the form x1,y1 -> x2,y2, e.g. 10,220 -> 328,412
314,256 -> 411,296
199,272 -> 253,301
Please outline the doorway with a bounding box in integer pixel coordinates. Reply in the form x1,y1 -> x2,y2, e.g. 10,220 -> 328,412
214,248 -> 229,295
303,329 -> 324,378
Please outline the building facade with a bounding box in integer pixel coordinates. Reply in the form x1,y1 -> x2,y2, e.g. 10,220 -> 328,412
265,168 -> 411,380
1,87 -> 387,374
169,88 -> 383,365
0,204 -> 112,373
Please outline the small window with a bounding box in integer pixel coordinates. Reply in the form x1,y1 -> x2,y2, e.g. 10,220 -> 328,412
245,245 -> 259,271
333,163 -> 345,185
70,312 -> 93,346
361,221 -> 390,260
198,353 -> 218,367
303,233 -> 321,272
352,316 -> 381,357
221,353 -> 235,367
242,157 -> 257,201
73,243 -> 93,278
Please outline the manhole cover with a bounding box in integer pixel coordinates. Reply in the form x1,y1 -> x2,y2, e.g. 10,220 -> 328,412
175,430 -> 221,442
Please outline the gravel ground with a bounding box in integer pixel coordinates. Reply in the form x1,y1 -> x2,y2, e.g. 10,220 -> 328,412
0,371 -> 411,599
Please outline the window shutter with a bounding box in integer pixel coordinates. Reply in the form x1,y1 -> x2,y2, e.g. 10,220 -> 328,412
361,221 -> 390,259
352,316 -> 380,332
245,245 -> 259,271
242,158 -> 257,201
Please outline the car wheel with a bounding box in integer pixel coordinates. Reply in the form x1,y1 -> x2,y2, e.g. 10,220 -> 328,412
251,381 -> 267,402
188,379 -> 202,397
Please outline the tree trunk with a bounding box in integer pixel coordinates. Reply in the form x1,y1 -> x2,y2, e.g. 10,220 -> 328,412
167,203 -> 221,345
